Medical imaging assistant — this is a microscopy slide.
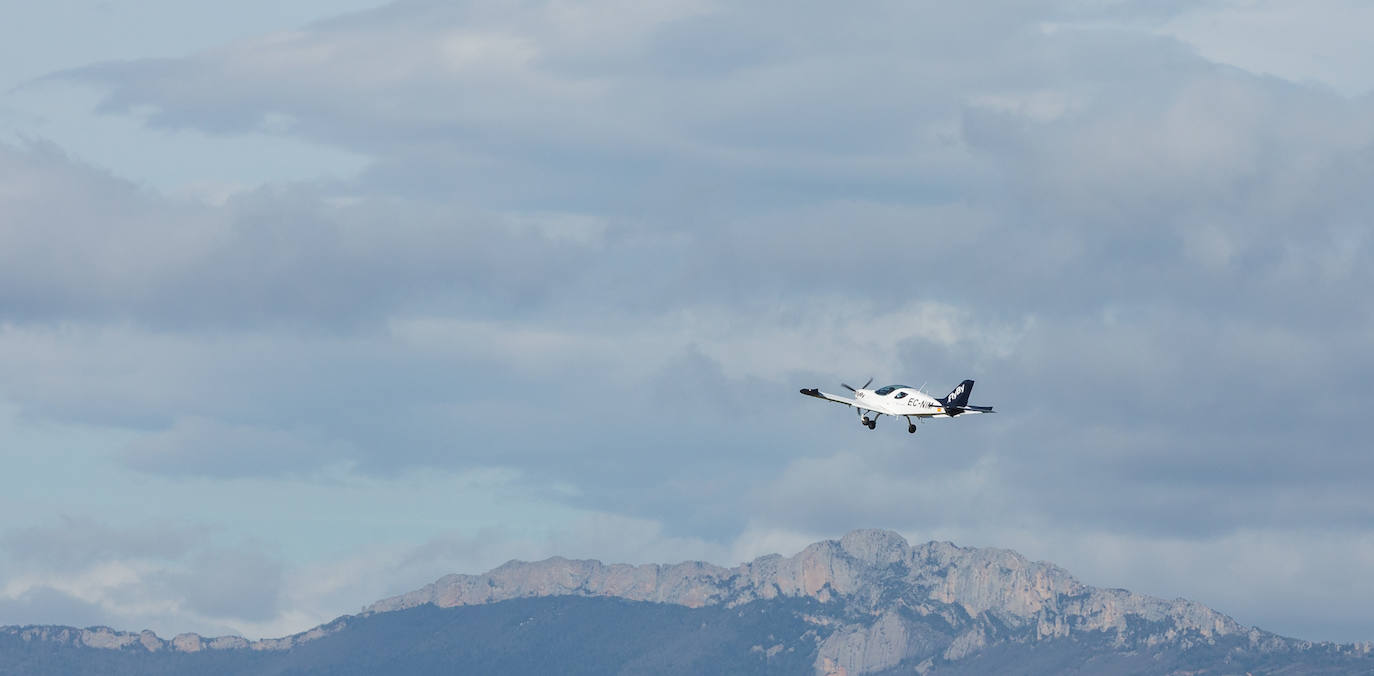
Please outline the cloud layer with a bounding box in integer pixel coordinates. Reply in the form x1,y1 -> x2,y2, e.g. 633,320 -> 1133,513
3,0 -> 1373,643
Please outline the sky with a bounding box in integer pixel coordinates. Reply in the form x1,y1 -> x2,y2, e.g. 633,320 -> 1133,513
2,0 -> 1373,644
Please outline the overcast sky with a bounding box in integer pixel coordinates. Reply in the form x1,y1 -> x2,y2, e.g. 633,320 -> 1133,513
2,0 -> 1373,644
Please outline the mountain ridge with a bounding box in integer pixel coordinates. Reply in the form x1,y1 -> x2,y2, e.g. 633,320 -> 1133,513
4,529 -> 1371,675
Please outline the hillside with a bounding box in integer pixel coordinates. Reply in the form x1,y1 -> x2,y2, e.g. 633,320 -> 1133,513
3,530 -> 1370,675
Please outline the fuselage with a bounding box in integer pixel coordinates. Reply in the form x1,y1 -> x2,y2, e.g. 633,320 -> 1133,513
854,385 -> 952,418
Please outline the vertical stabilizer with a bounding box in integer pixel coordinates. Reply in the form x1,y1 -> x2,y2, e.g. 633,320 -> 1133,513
941,380 -> 974,407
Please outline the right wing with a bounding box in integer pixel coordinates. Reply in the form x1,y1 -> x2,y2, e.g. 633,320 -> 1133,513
799,388 -> 876,412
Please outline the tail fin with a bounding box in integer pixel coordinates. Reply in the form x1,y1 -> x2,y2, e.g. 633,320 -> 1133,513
941,380 -> 974,407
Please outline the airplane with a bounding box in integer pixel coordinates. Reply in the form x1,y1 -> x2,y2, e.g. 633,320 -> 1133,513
799,378 -> 994,433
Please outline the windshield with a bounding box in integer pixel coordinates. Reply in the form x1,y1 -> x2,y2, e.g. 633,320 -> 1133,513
873,385 -> 910,396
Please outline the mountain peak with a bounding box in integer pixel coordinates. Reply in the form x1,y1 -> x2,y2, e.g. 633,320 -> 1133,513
8,530 -> 1372,675
839,528 -> 910,566
347,531 -> 1370,673
363,530 -> 1171,636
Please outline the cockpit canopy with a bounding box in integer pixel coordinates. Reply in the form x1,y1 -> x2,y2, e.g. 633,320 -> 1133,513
873,385 -> 911,396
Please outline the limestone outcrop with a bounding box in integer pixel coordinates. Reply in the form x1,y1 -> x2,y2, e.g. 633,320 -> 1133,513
7,529 -> 1370,674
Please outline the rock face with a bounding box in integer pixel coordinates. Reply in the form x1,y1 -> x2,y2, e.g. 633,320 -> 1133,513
363,529 -> 1369,674
367,530 -> 1226,636
4,529 -> 1372,675
0,616 -> 351,655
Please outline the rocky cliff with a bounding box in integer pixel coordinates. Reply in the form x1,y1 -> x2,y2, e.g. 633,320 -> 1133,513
2,616 -> 348,654
5,529 -> 1371,675
363,529 -> 1369,674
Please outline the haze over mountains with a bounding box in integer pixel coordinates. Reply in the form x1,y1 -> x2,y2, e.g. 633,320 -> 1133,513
2,529 -> 1369,675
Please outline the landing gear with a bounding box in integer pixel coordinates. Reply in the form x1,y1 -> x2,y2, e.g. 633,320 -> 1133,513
908,424 -> 917,434
861,416 -> 876,430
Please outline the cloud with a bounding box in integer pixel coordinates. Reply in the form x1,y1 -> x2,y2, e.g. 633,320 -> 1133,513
9,0 -> 1370,483
1,517 -> 194,574
5,0 -> 1368,535
0,140 -> 226,321
0,586 -> 114,629
168,547 -> 284,621
240,511 -> 739,637
122,417 -> 348,478
0,140 -> 620,330
1158,0 -> 1374,96
0,518 -> 285,636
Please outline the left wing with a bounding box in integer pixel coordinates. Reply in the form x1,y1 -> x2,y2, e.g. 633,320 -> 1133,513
800,388 -> 875,411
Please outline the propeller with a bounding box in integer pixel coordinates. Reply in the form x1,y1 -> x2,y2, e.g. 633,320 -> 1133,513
841,377 -> 874,393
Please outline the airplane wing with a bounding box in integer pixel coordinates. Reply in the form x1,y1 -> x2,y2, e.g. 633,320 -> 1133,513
799,388 -> 877,412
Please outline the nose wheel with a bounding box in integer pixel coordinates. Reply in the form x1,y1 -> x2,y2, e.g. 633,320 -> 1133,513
908,424 -> 917,434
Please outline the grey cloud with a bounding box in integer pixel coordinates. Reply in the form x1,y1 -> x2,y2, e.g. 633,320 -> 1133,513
18,6 -> 1374,332
1,516 -> 196,573
122,417 -> 348,478
0,142 -> 615,329
41,3 -> 1088,201
738,290 -> 1374,541
0,587 -> 114,629
0,517 -> 285,631
0,140 -> 223,321
164,547 -> 284,621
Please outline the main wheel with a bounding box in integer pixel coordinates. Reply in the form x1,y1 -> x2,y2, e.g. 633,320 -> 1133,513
867,420 -> 876,429
908,424 -> 917,434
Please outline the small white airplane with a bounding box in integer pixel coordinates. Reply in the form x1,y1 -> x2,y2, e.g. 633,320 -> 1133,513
800,378 -> 994,433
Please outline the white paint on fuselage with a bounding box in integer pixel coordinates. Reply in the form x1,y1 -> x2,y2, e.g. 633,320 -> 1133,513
854,386 -> 948,418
